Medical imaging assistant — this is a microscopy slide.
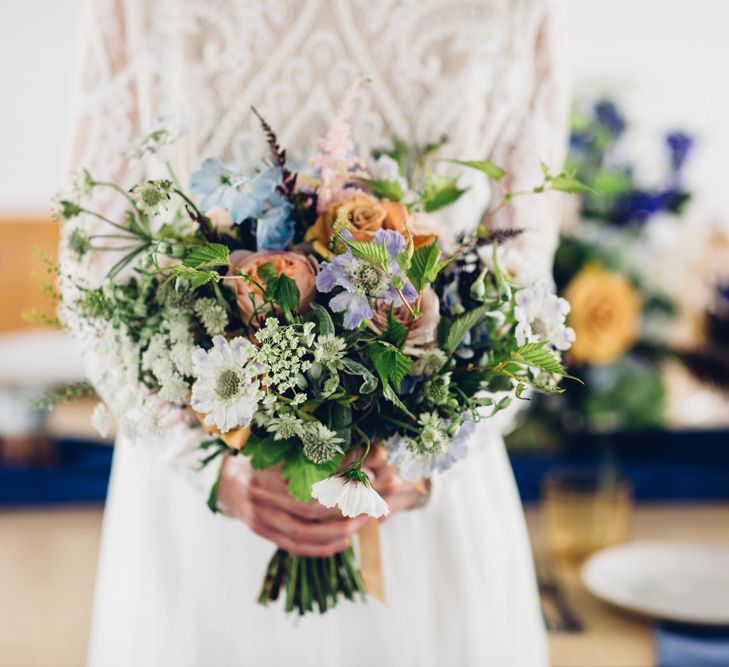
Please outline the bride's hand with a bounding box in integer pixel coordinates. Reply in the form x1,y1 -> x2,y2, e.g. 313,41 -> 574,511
217,456 -> 369,557
363,447 -> 431,519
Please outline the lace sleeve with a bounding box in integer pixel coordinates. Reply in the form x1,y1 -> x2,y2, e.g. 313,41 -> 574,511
60,0 -> 222,497
487,0 -> 570,286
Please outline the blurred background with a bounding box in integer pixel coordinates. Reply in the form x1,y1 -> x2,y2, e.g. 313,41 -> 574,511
1,1 -> 728,666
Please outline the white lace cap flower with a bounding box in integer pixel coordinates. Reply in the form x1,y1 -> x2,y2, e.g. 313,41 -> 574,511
191,335 -> 262,433
311,471 -> 389,519
514,282 -> 576,351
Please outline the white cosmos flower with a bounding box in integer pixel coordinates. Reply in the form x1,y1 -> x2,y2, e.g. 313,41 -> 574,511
191,335 -> 262,433
311,472 -> 389,519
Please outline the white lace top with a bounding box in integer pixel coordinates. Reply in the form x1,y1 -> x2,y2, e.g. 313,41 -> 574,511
65,0 -> 569,488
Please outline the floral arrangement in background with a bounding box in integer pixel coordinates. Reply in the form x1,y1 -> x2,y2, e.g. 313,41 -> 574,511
52,81 -> 580,615
508,98 -> 729,449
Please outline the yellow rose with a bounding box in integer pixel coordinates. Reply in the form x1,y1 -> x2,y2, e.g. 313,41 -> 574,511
565,265 -> 642,366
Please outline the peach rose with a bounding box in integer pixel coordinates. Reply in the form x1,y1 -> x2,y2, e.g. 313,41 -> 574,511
305,194 -> 408,251
565,265 -> 642,366
230,250 -> 317,325
369,287 -> 441,357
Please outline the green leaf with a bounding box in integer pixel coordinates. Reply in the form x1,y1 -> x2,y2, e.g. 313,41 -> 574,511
340,358 -> 378,393
382,383 -> 415,418
449,159 -> 506,181
357,178 -> 404,202
281,451 -> 342,502
422,178 -> 468,212
275,274 -> 301,313
167,264 -> 219,289
512,342 -> 568,376
256,262 -> 280,291
440,305 -> 491,353
368,341 -> 412,391
341,237 -> 389,269
310,303 -> 335,337
382,307 -> 407,347
183,243 -> 230,269
407,241 -> 441,291
244,433 -> 296,469
550,175 -> 590,194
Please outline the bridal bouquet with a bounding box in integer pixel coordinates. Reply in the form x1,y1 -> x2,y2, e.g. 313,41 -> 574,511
55,82 -> 579,615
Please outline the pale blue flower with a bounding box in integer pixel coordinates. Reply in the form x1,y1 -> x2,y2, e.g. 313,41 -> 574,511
256,196 -> 294,250
316,229 -> 416,329
190,162 -> 281,223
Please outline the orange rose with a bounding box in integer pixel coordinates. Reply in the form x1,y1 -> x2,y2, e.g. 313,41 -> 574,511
305,194 -> 409,253
230,250 -> 317,326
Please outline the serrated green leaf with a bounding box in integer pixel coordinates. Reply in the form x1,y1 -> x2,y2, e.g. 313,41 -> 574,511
275,274 -> 301,313
340,358 -> 378,393
244,433 -> 296,469
513,342 -> 567,375
183,243 -> 230,269
341,236 -> 389,269
281,450 -> 342,502
368,341 -> 412,391
167,264 -> 219,289
449,159 -> 506,181
382,383 -> 415,418
357,178 -> 404,202
310,303 -> 334,336
407,241 -> 441,291
550,175 -> 590,194
422,179 -> 468,212
440,305 -> 491,353
382,307 -> 407,347
256,262 -> 279,291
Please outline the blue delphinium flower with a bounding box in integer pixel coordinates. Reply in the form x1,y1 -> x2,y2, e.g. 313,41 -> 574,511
594,100 -> 625,136
316,229 -> 417,329
665,131 -> 694,172
256,196 -> 294,250
190,161 -> 281,223
189,158 -> 241,210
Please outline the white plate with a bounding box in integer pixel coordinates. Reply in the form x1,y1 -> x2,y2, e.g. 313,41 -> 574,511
581,541 -> 729,625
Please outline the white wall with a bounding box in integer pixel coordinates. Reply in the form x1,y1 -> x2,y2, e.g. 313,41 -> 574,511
1,0 -> 728,216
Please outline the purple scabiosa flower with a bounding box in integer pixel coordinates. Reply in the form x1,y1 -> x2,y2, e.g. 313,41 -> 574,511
316,229 -> 417,329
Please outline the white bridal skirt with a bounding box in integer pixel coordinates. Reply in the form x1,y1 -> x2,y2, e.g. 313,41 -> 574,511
88,424 -> 547,667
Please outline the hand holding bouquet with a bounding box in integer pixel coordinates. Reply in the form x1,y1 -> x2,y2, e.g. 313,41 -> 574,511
55,81 -> 580,615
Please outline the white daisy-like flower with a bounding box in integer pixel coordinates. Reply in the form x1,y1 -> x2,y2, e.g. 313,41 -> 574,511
191,335 -> 262,433
311,471 -> 389,519
313,334 -> 346,368
266,413 -> 304,441
91,402 -> 113,438
514,282 -> 576,351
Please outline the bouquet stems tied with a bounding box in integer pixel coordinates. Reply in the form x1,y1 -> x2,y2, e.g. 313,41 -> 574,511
257,546 -> 366,615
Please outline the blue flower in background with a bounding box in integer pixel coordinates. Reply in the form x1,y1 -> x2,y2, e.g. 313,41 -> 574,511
190,161 -> 281,223
610,188 -> 686,226
594,100 -> 626,136
256,196 -> 294,250
665,131 -> 694,172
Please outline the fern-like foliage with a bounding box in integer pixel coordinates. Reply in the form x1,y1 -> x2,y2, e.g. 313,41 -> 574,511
251,106 -> 297,196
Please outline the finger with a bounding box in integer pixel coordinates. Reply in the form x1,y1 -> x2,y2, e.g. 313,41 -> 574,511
248,482 -> 345,521
249,519 -> 351,558
252,501 -> 368,544
365,445 -> 389,469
